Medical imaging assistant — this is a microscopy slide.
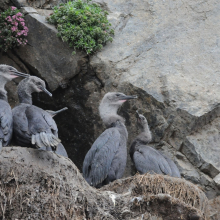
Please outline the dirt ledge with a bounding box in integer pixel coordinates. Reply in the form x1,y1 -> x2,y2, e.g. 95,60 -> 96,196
0,147 -> 209,219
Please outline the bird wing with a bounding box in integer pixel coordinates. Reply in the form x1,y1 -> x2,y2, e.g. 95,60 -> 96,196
13,104 -> 60,149
26,106 -> 60,149
0,100 -> 13,146
133,145 -> 172,175
161,154 -> 181,178
83,128 -> 120,186
26,106 -> 58,135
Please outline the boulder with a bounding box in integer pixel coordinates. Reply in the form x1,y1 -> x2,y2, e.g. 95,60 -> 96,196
208,196 -> 220,220
11,0 -> 67,9
0,147 -> 209,219
0,0 -> 13,11
14,7 -> 88,91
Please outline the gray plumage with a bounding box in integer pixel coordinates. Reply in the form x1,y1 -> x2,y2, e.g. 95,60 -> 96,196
130,111 -> 180,178
12,76 -> 67,157
161,154 -> 181,178
0,65 -> 29,152
83,92 -> 137,187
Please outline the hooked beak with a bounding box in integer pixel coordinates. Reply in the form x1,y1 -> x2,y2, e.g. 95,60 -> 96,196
136,110 -> 141,123
40,87 -> 52,97
119,95 -> 138,100
10,70 -> 29,78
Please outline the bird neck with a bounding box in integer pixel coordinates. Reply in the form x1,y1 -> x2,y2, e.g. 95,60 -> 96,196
17,80 -> 32,105
130,123 -> 152,158
0,77 -> 9,102
110,120 -> 128,139
99,102 -> 124,127
136,123 -> 152,144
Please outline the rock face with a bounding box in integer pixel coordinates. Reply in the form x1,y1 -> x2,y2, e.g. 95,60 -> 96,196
208,196 -> 220,220
11,0 -> 67,9
0,147 -> 209,219
1,0 -> 220,211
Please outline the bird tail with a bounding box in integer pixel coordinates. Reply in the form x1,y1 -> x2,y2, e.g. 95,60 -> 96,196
31,132 -> 61,151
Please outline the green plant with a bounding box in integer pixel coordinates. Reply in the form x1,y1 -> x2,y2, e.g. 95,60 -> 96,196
0,6 -> 28,52
47,0 -> 114,54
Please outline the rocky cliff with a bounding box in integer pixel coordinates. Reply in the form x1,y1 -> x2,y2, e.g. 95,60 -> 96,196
1,0 -> 220,218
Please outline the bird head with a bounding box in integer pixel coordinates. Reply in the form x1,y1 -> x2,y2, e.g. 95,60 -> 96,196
136,110 -> 148,128
0,64 -> 29,81
102,92 -> 137,106
23,76 -> 52,96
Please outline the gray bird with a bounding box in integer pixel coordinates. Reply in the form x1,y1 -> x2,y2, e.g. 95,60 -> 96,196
12,76 -> 68,157
0,64 -> 29,152
130,111 -> 180,178
83,92 -> 137,188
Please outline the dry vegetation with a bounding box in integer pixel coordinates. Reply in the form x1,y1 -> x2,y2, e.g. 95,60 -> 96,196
0,147 -> 208,219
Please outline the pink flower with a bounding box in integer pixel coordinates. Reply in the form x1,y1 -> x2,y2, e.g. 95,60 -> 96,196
11,6 -> 17,10
12,15 -> 16,19
16,12 -> 22,17
11,26 -> 17,32
6,16 -> 12,22
21,22 -> 25,26
17,18 -> 24,22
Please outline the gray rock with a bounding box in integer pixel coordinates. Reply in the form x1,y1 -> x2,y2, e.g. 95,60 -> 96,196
11,0 -> 67,9
0,0 -> 13,11
185,117 -> 220,178
14,9 -> 88,91
20,6 -> 38,15
208,196 -> 220,220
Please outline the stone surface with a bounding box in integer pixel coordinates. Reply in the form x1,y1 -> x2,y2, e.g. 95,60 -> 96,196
0,0 -> 13,11
92,0 -> 220,117
0,147 -> 208,219
11,0 -> 67,9
14,10 -> 88,91
208,196 -> 220,220
20,6 -> 38,14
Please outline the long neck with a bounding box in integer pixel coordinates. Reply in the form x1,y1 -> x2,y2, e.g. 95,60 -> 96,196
17,80 -> 32,105
137,123 -> 152,144
0,77 -> 9,102
130,123 -> 152,158
110,120 -> 128,139
99,102 -> 124,127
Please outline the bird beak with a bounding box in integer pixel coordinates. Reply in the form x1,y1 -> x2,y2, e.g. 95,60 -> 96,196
119,95 -> 138,100
136,110 -> 141,119
10,70 -> 30,78
41,87 -> 52,97
136,110 -> 141,123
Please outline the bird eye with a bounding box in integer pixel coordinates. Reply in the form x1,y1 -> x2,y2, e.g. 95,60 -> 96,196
116,94 -> 120,97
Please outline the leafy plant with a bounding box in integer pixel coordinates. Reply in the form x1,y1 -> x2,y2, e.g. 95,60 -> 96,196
0,6 -> 28,52
47,0 -> 114,54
